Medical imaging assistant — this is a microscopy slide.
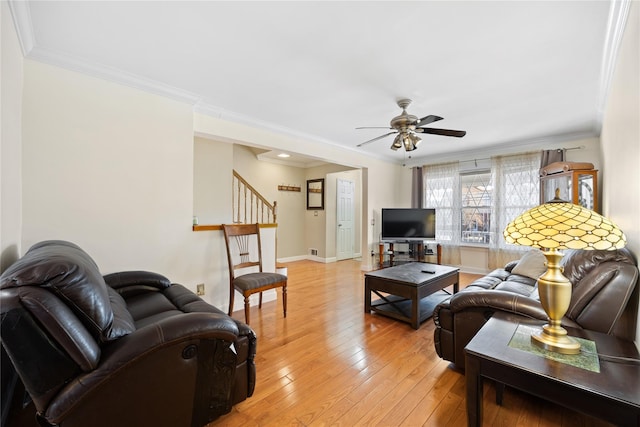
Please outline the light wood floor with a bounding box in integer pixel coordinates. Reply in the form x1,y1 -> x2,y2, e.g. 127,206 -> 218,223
210,260 -> 612,427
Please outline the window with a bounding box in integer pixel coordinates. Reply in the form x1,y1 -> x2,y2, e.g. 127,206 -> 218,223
424,152 -> 540,251
461,171 -> 492,244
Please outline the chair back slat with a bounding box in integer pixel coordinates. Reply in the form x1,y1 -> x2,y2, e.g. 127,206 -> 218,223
222,224 -> 264,279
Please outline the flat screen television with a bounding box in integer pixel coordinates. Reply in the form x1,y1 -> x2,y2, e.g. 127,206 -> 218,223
381,208 -> 436,241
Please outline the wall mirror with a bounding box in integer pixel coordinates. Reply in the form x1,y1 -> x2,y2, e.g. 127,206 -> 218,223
307,179 -> 324,210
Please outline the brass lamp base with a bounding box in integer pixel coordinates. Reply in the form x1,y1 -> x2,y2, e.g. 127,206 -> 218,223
531,324 -> 581,355
532,248 -> 581,355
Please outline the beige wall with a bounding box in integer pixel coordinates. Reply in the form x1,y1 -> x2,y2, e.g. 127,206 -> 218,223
22,60 -> 192,271
19,60 -> 241,309
601,1 -> 639,343
1,0 -> 24,271
193,136 -> 233,224
365,162 -> 420,266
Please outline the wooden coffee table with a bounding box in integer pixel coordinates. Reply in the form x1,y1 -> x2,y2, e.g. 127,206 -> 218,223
465,312 -> 640,426
364,262 -> 459,329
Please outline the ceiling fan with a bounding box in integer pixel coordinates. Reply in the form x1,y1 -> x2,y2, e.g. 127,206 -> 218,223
356,99 -> 466,152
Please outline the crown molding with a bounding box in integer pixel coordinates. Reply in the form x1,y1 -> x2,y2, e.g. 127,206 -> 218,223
27,46 -> 202,105
596,0 -> 632,129
404,129 -> 598,168
194,102 -> 358,152
8,0 -> 35,55
193,101 -> 394,165
9,1 -> 202,105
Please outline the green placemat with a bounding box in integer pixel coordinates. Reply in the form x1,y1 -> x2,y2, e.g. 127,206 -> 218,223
508,324 -> 600,373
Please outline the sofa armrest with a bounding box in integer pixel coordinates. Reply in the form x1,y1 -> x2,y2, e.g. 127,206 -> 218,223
104,271 -> 173,299
448,289 -> 548,319
103,270 -> 171,290
504,260 -> 519,273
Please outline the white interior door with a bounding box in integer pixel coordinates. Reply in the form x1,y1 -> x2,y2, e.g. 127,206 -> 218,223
336,178 -> 355,261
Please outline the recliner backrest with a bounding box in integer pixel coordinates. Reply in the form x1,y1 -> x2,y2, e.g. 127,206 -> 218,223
1,240 -> 135,343
562,248 -> 639,338
0,240 -> 136,411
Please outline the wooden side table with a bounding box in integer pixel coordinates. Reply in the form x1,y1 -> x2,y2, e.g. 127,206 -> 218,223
465,313 -> 640,426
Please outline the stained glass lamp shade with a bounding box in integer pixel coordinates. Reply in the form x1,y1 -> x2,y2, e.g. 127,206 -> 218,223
503,189 -> 626,353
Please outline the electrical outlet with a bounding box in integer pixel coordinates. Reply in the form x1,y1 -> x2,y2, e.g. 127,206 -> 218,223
196,283 -> 205,296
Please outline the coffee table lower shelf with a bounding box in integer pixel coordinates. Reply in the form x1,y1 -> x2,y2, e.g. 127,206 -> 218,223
369,291 -> 451,327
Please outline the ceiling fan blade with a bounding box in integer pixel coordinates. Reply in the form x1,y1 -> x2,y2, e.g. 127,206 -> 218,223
357,131 -> 398,147
356,126 -> 394,130
417,127 -> 466,138
417,115 -> 443,127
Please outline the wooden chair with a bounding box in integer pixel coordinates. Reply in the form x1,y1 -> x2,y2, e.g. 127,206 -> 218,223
222,223 -> 287,324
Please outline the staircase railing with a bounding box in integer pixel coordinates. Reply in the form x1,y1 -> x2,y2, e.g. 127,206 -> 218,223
232,170 -> 277,224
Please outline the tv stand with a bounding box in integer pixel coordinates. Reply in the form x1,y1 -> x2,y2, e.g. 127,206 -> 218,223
378,241 -> 442,268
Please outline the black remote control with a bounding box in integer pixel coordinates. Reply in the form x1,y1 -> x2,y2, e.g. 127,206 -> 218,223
422,270 -> 435,274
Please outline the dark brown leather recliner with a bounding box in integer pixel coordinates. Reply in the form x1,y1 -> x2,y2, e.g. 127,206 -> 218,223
433,248 -> 639,371
0,240 -> 256,427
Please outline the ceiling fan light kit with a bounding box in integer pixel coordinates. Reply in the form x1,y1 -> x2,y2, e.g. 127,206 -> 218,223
391,132 -> 421,151
357,98 -> 466,152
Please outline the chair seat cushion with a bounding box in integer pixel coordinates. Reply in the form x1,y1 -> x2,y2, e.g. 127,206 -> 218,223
233,272 -> 287,291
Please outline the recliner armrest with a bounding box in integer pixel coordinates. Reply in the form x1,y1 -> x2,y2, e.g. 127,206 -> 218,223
104,271 -> 171,297
448,289 -> 548,319
103,311 -> 239,361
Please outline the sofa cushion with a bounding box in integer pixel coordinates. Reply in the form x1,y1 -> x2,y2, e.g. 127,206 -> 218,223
494,275 -> 537,296
511,249 -> 547,280
464,269 -> 511,291
126,292 -> 183,328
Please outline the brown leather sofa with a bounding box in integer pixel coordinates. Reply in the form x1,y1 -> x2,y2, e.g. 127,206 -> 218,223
433,248 -> 639,371
0,240 -> 256,427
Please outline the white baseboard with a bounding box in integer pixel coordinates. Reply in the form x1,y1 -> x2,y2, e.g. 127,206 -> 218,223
306,255 -> 335,263
277,255 -> 308,263
279,253 -> 363,264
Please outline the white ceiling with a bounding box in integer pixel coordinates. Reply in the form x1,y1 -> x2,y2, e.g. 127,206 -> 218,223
11,1 -> 625,166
